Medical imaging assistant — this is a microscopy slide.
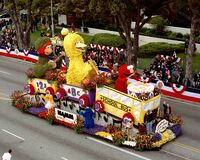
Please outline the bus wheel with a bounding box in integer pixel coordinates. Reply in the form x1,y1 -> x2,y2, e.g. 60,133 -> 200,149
46,87 -> 55,95
94,100 -> 104,113
122,113 -> 134,125
79,94 -> 90,107
25,84 -> 35,95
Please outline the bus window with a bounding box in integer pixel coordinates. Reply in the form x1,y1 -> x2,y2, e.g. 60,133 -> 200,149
109,90 -> 120,101
134,100 -> 141,110
142,101 -> 154,112
97,87 -> 109,97
121,95 -> 132,107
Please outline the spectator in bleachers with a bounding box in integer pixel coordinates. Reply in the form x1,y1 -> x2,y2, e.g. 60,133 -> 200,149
193,72 -> 200,89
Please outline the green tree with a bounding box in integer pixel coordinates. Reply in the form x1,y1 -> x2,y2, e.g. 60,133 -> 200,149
185,0 -> 200,83
58,0 -> 91,26
89,0 -> 175,66
149,16 -> 168,35
169,0 -> 200,83
1,0 -> 60,49
3,0 -> 33,49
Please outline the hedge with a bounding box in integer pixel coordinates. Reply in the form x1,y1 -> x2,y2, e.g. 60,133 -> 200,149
79,33 -> 94,45
139,42 -> 184,56
92,33 -> 125,47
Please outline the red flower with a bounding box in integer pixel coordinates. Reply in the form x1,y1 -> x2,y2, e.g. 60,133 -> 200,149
38,112 -> 47,119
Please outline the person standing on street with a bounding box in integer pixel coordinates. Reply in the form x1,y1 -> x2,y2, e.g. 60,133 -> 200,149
184,38 -> 189,54
2,149 -> 12,160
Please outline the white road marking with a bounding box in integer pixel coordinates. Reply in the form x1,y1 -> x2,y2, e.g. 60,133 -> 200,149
0,92 -> 9,97
87,137 -> 151,160
0,70 -> 10,75
2,129 -> 25,141
0,97 -> 10,101
61,157 -> 69,160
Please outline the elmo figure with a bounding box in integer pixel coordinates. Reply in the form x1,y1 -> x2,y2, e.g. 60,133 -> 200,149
114,64 -> 135,93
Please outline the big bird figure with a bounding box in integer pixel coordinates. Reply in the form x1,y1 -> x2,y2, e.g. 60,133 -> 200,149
61,28 -> 98,86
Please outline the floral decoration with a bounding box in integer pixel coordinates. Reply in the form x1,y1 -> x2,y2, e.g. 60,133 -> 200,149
57,69 -> 67,84
112,130 -> 128,146
135,134 -> 153,151
168,124 -> 182,137
81,73 -> 113,90
73,116 -> 84,134
46,108 -> 55,124
25,68 -> 34,78
83,124 -> 105,135
45,69 -> 59,81
151,132 -> 162,142
169,114 -> 183,124
10,90 -> 32,112
152,129 -> 176,148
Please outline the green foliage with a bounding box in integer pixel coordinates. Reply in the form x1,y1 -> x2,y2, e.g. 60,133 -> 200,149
73,116 -> 84,134
140,28 -> 156,36
195,35 -> 200,43
137,57 -> 154,70
112,131 -> 127,146
92,33 -> 125,47
139,42 -> 184,56
79,33 -> 94,44
135,134 -> 153,151
178,53 -> 200,73
140,28 -> 188,41
149,16 -> 168,35
168,32 -> 183,39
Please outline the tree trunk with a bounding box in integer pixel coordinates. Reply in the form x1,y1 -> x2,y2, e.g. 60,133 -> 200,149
126,34 -> 134,65
7,0 -> 32,49
132,23 -> 139,67
185,15 -> 197,84
116,14 -> 134,65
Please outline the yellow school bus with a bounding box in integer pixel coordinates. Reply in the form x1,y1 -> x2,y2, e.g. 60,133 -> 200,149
94,85 -> 161,125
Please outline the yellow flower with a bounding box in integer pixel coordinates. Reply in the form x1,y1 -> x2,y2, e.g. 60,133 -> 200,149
95,131 -> 111,137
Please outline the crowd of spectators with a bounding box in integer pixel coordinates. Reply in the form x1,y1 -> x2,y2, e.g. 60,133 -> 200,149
83,46 -> 126,70
193,72 -> 200,89
143,52 -> 200,89
0,26 -> 18,49
143,53 -> 185,84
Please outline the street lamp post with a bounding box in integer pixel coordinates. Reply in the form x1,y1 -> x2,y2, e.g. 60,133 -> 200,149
51,0 -> 54,37
50,0 -> 55,55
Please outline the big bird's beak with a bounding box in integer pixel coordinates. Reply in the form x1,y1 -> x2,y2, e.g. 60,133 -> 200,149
75,41 -> 87,49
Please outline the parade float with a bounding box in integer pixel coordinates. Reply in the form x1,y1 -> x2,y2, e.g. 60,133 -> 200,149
10,29 -> 183,151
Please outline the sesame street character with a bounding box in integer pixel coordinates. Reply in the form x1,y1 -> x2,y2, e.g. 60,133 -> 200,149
33,37 -> 56,78
40,94 -> 56,114
114,64 -> 135,93
122,113 -> 134,140
80,107 -> 94,129
61,28 -> 97,86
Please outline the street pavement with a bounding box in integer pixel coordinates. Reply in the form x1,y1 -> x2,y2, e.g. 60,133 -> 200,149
0,56 -> 200,160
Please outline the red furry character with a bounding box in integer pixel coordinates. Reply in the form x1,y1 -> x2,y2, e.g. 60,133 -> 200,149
114,64 -> 135,93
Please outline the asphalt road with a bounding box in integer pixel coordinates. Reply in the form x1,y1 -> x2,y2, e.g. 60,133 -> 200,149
0,56 -> 200,160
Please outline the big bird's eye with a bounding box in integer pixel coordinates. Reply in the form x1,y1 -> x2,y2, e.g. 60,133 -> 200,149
75,41 -> 80,46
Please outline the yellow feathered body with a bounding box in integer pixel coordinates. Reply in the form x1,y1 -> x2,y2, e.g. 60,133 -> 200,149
63,32 -> 97,86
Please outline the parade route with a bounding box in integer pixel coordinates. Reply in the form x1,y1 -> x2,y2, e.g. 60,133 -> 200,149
0,56 -> 200,160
